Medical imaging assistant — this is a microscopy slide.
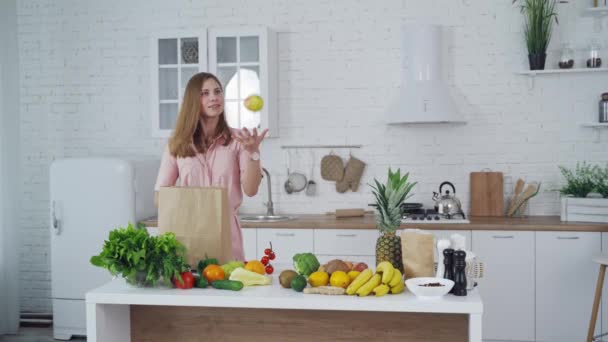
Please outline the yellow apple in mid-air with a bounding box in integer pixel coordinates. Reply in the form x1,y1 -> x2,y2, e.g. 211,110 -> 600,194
244,94 -> 264,112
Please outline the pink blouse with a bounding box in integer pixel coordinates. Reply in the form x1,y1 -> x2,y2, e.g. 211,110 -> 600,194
154,129 -> 259,261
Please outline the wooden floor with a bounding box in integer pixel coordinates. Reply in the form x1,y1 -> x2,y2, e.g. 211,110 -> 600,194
0,328 -> 86,342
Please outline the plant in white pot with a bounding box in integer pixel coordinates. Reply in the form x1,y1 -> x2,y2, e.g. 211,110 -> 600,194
559,162 -> 608,223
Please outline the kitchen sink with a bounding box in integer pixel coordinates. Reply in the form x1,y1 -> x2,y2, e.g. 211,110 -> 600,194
239,215 -> 295,223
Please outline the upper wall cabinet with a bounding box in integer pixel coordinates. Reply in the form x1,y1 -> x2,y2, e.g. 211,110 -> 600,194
208,27 -> 278,137
150,33 -> 208,138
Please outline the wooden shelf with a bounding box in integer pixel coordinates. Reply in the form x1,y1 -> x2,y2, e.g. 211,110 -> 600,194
516,68 -> 608,76
582,7 -> 608,17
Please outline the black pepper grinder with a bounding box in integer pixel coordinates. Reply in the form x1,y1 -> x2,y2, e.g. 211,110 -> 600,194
443,248 -> 454,282
452,250 -> 467,296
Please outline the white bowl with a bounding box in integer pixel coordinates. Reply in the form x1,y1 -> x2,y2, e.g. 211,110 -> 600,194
405,277 -> 454,299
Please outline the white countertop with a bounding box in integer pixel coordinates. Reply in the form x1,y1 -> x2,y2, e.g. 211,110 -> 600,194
86,274 -> 483,315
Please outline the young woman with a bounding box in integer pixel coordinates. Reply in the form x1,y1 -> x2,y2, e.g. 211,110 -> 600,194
154,72 -> 268,261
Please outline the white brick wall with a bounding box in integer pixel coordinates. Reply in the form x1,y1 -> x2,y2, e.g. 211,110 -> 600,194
17,0 -> 608,312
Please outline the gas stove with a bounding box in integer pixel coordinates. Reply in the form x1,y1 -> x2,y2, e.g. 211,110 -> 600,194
401,208 -> 470,224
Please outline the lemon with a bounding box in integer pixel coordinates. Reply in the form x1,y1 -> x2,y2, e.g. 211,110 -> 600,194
244,95 -> 264,112
330,271 -> 351,289
347,270 -> 360,282
308,271 -> 329,287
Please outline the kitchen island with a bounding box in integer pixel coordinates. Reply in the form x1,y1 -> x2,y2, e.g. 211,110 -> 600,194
86,275 -> 483,342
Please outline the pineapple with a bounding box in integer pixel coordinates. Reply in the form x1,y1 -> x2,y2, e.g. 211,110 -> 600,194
370,168 -> 416,274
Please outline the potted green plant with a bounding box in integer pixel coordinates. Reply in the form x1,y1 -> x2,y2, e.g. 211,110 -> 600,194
513,0 -> 558,70
90,223 -> 189,287
559,162 -> 608,223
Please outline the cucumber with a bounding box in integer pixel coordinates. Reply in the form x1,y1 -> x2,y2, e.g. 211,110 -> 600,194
211,280 -> 244,291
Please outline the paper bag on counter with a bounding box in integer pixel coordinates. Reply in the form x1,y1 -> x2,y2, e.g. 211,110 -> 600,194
401,229 -> 435,280
158,186 -> 233,267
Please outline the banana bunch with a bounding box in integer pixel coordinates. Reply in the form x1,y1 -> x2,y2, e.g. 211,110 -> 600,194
346,261 -> 404,297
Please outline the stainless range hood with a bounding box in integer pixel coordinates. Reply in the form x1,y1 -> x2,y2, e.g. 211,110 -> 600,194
386,25 -> 464,124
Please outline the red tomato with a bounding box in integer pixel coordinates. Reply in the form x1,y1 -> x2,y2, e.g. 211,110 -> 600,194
268,252 -> 276,260
265,264 -> 274,275
261,256 -> 269,265
264,248 -> 272,256
173,271 -> 195,289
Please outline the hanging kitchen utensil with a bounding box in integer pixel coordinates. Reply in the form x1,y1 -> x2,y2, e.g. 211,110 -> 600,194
342,155 -> 366,192
320,152 -> 344,181
335,179 -> 349,193
287,149 -> 307,193
306,151 -> 317,196
284,150 -> 294,194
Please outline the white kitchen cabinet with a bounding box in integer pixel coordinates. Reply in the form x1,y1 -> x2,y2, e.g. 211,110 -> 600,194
313,229 -> 378,256
241,228 -> 257,261
472,231 -> 535,342
208,27 -> 278,136
536,232 -> 601,342
150,32 -> 208,137
256,228 -> 313,263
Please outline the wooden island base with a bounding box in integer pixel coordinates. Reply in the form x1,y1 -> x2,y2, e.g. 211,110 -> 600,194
131,306 -> 468,341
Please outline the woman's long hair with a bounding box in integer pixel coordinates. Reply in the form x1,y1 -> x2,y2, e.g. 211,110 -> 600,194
168,72 -> 232,157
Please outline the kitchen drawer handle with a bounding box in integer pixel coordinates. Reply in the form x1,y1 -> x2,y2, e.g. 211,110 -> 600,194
492,235 -> 514,239
275,233 -> 295,237
336,234 -> 357,238
557,236 -> 580,240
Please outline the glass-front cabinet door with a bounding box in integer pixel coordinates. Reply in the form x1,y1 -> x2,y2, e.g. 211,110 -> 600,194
151,33 -> 207,138
208,27 -> 278,137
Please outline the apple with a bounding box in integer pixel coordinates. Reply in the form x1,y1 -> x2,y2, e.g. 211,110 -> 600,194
353,262 -> 368,272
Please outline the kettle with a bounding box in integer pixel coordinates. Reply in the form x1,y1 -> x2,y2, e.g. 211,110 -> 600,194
433,181 -> 463,216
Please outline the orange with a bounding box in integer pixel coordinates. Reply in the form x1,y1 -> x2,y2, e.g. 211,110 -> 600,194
330,271 -> 351,289
244,260 -> 265,275
202,264 -> 225,283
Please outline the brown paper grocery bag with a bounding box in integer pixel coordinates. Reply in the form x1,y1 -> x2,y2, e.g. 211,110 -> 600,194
401,229 -> 435,280
158,186 -> 233,267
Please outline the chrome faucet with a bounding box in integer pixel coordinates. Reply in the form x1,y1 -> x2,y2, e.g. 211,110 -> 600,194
262,168 -> 275,216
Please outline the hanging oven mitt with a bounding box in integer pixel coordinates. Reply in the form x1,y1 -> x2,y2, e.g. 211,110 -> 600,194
343,156 -> 366,192
320,154 -> 344,182
335,179 -> 349,193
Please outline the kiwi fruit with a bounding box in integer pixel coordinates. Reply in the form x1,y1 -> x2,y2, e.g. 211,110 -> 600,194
279,270 -> 298,288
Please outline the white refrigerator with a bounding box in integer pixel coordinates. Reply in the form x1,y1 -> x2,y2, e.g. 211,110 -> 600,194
49,158 -> 158,340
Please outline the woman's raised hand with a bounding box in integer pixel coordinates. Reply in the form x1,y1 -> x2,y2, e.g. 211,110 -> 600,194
234,127 -> 268,153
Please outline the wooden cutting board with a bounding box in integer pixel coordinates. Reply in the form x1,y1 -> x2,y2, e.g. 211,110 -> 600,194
470,172 -> 504,217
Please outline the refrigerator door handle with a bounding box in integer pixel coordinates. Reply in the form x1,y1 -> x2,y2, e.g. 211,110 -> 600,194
52,201 -> 61,235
